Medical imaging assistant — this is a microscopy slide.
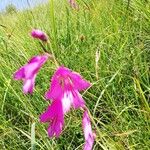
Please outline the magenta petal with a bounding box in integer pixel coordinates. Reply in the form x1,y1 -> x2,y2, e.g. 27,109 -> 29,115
54,66 -> 91,90
70,72 -> 91,91
45,66 -> 91,99
45,81 -> 62,100
25,54 -> 49,79
28,56 -> 41,63
72,90 -> 85,109
23,80 -> 33,94
24,63 -> 39,79
23,75 -> 36,94
40,99 -> 61,122
48,118 -> 64,138
82,111 -> 95,150
13,67 -> 25,80
54,66 -> 71,76
40,99 -> 64,138
45,67 -> 68,100
40,105 -> 52,122
40,111 -> 50,123
28,54 -> 49,64
13,54 -> 48,94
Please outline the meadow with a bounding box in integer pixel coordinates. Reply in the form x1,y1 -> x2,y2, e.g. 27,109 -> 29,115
0,0 -> 150,149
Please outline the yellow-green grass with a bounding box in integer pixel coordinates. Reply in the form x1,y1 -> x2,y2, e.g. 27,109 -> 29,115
0,0 -> 150,149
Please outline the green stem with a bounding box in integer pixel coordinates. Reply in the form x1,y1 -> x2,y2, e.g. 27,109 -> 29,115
50,0 -> 58,50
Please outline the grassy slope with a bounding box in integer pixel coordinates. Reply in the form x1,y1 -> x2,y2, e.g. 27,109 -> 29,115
0,0 -> 150,149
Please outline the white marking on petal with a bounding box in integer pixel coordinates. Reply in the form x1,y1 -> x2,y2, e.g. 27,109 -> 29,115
84,122 -> 92,140
62,91 -> 73,113
82,111 -> 95,150
23,79 -> 32,93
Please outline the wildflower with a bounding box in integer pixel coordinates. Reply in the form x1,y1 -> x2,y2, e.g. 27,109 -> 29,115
13,54 -> 49,94
40,99 -> 64,137
68,0 -> 79,10
45,66 -> 91,110
82,111 -> 95,150
40,66 -> 91,138
31,29 -> 48,41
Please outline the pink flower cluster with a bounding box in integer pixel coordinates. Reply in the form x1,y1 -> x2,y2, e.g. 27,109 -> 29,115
14,54 -> 49,94
41,66 -> 91,136
13,29 -> 95,150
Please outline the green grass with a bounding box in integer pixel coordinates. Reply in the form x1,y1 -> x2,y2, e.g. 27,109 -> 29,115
0,0 -> 150,149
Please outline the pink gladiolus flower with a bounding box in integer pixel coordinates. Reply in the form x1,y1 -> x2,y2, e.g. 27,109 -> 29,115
68,0 -> 79,9
45,66 -> 91,110
31,29 -> 48,41
40,66 -> 90,138
40,99 -> 64,137
82,111 -> 95,150
13,54 -> 49,94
